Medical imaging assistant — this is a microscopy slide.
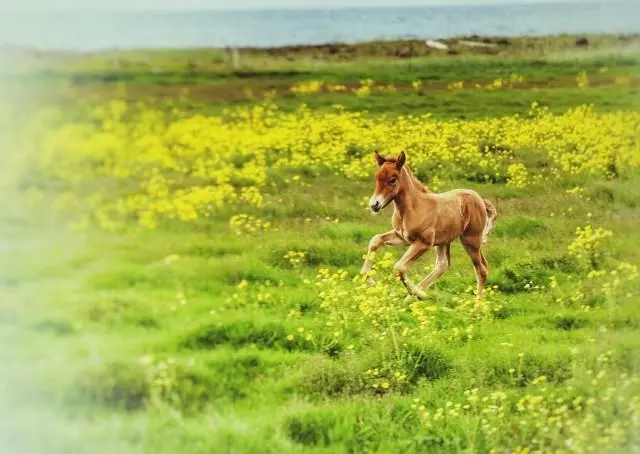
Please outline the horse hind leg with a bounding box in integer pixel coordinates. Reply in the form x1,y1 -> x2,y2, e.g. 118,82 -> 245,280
403,244 -> 451,302
480,251 -> 488,268
461,235 -> 488,300
417,244 -> 451,291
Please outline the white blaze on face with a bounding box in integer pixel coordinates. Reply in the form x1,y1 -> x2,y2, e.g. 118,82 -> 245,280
369,192 -> 387,212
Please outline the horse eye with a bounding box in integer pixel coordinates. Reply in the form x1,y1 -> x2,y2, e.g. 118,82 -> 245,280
389,178 -> 397,186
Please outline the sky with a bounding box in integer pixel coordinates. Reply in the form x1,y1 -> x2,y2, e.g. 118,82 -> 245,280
2,0 -> 592,12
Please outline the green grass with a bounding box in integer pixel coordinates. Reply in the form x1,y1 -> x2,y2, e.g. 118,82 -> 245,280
11,80 -> 639,122
11,52 -> 639,85
3,33 -> 639,119
2,170 -> 639,453
1,37 -> 640,453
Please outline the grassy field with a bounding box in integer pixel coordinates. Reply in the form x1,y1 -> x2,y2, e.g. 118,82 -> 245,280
1,34 -> 640,453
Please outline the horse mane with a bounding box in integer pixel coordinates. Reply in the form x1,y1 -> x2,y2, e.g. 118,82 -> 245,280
403,165 -> 429,193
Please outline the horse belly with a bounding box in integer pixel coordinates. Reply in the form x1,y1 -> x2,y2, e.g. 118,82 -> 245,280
434,222 -> 463,245
433,200 -> 464,244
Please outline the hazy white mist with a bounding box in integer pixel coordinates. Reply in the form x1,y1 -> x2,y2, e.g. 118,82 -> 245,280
3,0 -> 593,12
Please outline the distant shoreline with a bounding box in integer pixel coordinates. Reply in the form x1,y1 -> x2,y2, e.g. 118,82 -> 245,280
226,32 -> 640,53
3,33 -> 639,58
1,1 -> 638,53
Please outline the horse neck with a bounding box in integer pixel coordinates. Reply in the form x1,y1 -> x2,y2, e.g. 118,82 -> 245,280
404,165 -> 429,193
393,167 -> 426,217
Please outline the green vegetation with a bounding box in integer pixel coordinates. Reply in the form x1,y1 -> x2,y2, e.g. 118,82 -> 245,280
1,33 -> 639,453
3,33 -> 639,117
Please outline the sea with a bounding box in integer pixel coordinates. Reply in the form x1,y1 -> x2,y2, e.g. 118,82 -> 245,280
1,1 -> 639,52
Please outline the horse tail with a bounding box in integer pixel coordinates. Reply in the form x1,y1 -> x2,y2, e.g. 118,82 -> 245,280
482,198 -> 497,244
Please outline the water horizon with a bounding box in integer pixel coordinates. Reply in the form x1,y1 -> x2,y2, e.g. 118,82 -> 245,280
1,0 -> 638,52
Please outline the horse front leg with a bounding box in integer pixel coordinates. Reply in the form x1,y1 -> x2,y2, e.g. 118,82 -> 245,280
360,230 -> 405,285
393,241 -> 431,300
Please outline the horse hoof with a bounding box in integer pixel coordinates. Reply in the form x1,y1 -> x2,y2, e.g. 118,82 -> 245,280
414,290 -> 427,301
404,294 -> 415,303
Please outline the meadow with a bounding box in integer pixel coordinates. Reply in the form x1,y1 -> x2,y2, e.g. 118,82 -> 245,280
1,34 -> 640,453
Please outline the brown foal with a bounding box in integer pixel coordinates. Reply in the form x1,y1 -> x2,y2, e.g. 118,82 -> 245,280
360,151 -> 497,300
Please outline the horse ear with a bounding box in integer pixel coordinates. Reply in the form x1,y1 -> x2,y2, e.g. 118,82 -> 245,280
374,151 -> 386,167
396,151 -> 406,169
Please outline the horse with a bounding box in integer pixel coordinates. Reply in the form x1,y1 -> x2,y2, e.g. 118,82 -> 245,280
359,151 -> 497,300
